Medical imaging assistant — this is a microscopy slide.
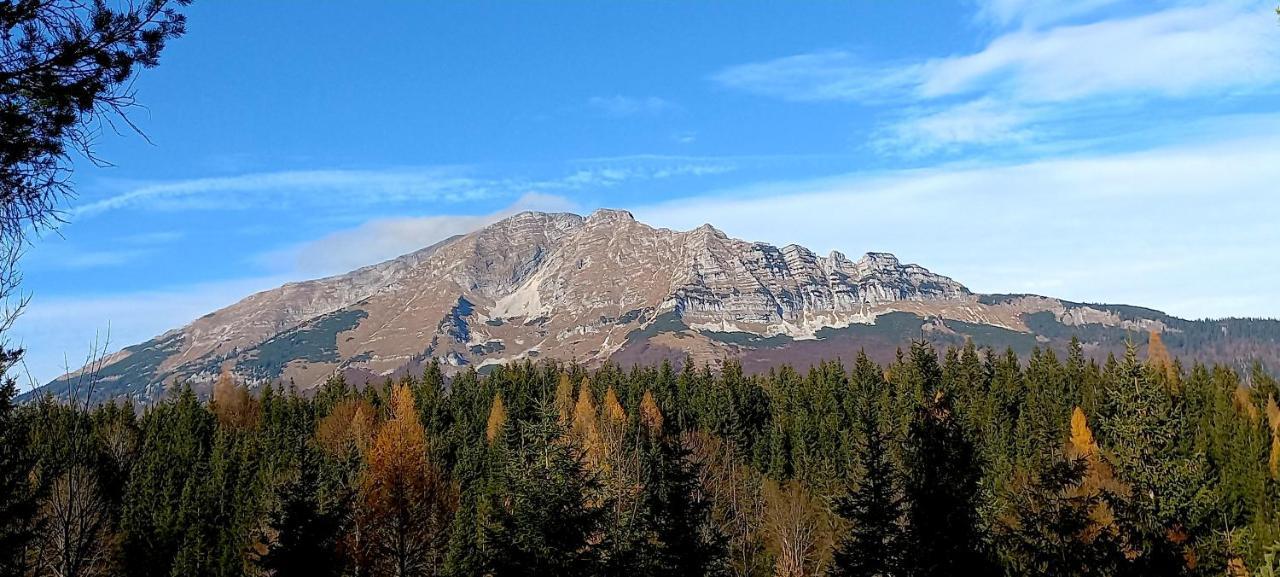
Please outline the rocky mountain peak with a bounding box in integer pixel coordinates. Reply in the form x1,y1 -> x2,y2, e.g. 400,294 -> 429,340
585,208 -> 636,224
857,251 -> 901,269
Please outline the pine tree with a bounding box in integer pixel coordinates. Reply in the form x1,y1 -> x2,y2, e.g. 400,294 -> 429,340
257,449 -> 342,577
829,390 -> 906,577
903,373 -> 990,574
0,373 -> 36,577
996,408 -> 1130,576
1096,343 -> 1218,575
120,386 -> 215,577
480,402 -> 606,576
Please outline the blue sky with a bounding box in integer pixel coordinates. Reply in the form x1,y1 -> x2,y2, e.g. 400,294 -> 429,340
9,0 -> 1280,386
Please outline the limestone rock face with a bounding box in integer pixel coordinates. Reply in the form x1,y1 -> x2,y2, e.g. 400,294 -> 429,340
45,208 -> 1263,403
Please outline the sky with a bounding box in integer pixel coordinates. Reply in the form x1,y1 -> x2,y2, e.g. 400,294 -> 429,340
7,0 -> 1280,387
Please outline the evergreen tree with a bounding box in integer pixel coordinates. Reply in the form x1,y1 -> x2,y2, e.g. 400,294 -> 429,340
605,395 -> 728,577
480,402 -> 607,576
120,386 -> 215,577
257,449 -> 342,577
996,408 -> 1129,576
829,391 -> 906,577
1096,344 -> 1218,575
902,344 -> 991,576
0,372 -> 36,577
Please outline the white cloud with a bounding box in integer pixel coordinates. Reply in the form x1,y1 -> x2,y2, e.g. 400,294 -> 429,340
587,95 -> 679,117
713,51 -> 922,103
973,0 -> 1126,29
73,158 -> 735,219
117,231 -> 185,245
256,192 -> 579,278
74,168 -> 489,218
922,2 -> 1280,102
713,1 -> 1280,154
544,162 -> 735,190
873,98 -> 1036,155
60,249 -> 153,270
632,130 -> 1280,320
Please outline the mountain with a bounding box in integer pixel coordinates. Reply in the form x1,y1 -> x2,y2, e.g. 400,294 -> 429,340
36,209 -> 1280,402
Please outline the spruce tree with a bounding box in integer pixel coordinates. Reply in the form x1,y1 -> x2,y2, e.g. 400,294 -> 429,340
1096,343 -> 1218,575
829,391 -> 906,577
480,402 -> 606,576
902,342 -> 991,575
257,449 -> 342,577
0,373 -> 36,577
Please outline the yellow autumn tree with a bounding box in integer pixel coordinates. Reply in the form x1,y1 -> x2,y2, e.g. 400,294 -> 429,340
361,384 -> 457,576
1266,396 -> 1280,480
315,398 -> 376,456
1234,385 -> 1261,423
486,393 -> 507,444
602,386 -> 626,424
1146,331 -> 1176,383
554,372 -> 574,425
1065,407 -> 1129,541
639,390 -> 663,435
212,368 -> 258,429
999,407 -> 1134,572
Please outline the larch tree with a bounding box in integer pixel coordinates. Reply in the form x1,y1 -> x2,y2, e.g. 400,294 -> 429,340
360,385 -> 458,577
764,479 -> 826,577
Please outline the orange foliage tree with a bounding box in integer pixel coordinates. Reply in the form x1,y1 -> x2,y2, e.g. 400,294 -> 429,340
360,385 -> 457,577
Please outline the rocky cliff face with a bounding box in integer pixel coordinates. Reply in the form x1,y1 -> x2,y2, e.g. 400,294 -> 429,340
38,209 -> 1280,402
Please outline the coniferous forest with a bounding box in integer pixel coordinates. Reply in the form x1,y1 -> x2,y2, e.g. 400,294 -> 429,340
4,336 -> 1280,577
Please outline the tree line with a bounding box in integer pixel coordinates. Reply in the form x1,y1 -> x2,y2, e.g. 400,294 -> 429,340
3,333 -> 1280,577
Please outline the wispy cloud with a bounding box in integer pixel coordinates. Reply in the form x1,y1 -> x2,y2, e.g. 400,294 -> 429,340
713,51 -> 921,103
61,249 -> 153,270
74,157 -> 737,219
74,168 -> 489,218
872,98 -> 1036,155
973,0 -> 1127,29
921,3 -> 1280,102
587,95 -> 679,117
117,231 -> 185,245
255,193 -> 579,278
713,1 -> 1280,155
548,162 -> 735,190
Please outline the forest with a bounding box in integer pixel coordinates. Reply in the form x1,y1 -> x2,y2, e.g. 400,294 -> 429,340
2,334 -> 1280,577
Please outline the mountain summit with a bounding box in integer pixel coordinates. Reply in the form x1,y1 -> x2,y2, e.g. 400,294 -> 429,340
40,210 -> 1280,402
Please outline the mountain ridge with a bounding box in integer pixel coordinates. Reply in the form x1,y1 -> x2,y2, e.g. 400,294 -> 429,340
34,209 -> 1280,402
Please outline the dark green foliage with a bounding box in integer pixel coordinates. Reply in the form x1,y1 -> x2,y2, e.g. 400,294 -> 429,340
1095,344 -> 1218,575
996,456 -> 1127,576
241,309 -> 369,379
257,449 -> 342,577
0,0 -> 190,249
902,368 -> 992,575
3,338 -> 1280,575
479,403 -> 607,577
0,366 -> 36,577
829,392 -> 906,577
606,421 -> 728,577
